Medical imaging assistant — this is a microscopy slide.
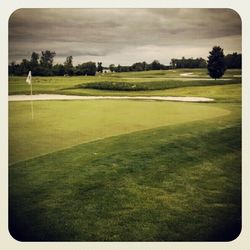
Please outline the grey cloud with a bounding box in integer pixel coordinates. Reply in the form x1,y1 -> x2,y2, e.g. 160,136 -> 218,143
9,9 -> 241,65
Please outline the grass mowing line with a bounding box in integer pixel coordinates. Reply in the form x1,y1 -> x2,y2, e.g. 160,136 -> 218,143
9,100 -> 231,165
9,104 -> 231,167
9,117 -> 241,241
9,134 -> 110,167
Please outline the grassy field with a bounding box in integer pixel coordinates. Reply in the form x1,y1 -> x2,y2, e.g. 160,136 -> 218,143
8,68 -> 241,95
8,69 -> 241,241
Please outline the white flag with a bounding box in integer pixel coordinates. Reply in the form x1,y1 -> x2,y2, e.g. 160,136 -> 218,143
26,71 -> 32,85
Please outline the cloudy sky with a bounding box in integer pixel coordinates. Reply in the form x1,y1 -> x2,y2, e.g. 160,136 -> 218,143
9,9 -> 241,66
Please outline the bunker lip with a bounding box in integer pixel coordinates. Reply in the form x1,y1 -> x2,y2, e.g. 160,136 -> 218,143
179,72 -> 233,80
9,94 -> 214,102
180,72 -> 197,77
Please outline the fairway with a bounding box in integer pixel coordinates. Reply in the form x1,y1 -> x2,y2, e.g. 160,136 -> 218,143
9,100 -> 229,164
8,69 -> 241,95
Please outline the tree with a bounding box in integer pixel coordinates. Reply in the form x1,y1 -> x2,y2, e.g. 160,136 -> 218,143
9,61 -> 17,75
224,53 -> 242,69
131,62 -> 144,71
142,61 -> 147,71
19,59 -> 31,75
64,56 -> 73,75
151,60 -> 161,70
40,50 -> 56,68
39,50 -> 56,75
170,57 -> 207,69
97,62 -> 103,73
29,52 -> 40,75
52,64 -> 65,76
109,64 -> 115,72
116,64 -> 122,72
207,46 -> 226,80
30,52 -> 39,67
76,62 -> 96,76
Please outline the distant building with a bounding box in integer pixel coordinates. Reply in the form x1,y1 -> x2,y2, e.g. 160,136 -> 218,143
103,69 -> 111,74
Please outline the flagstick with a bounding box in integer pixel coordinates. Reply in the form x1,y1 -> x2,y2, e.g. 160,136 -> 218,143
30,81 -> 34,120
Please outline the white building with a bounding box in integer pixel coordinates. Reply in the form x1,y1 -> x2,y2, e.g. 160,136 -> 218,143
103,69 -> 111,74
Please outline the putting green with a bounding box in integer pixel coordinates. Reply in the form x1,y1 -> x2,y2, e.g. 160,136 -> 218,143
9,100 -> 229,164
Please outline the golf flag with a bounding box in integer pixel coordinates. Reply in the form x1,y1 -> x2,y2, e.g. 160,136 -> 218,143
26,71 -> 34,119
26,71 -> 32,85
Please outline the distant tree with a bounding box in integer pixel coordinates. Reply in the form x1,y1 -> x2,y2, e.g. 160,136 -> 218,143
39,50 -> 56,75
224,52 -> 242,69
29,52 -> 40,75
131,62 -> 144,71
170,57 -> 207,69
40,50 -> 56,68
64,56 -> 73,76
120,66 -> 130,72
76,62 -> 96,76
109,64 -> 115,72
116,64 -> 122,72
151,60 -> 161,70
198,58 -> 207,68
170,59 -> 176,69
52,64 -> 65,76
207,46 -> 226,80
30,52 -> 39,67
97,62 -> 103,73
145,63 -> 152,71
9,61 -> 17,75
19,59 -> 31,75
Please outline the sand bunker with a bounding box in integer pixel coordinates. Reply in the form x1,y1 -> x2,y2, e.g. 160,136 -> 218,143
179,72 -> 233,81
180,72 -> 198,77
9,94 -> 214,102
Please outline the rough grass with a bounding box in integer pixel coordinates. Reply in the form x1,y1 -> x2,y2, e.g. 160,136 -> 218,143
8,69 -> 241,95
81,79 -> 238,91
56,83 -> 241,103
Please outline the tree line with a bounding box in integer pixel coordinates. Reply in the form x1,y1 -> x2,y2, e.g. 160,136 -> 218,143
108,60 -> 169,73
170,53 -> 241,69
9,51 -> 97,76
8,52 -> 170,76
8,50 -> 241,76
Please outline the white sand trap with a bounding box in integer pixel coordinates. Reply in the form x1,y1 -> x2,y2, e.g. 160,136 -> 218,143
179,72 -> 232,81
180,72 -> 198,77
9,94 -> 214,102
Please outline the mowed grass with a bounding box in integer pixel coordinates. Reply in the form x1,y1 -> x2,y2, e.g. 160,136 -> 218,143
9,103 -> 241,241
9,69 -> 242,241
9,100 -> 229,164
8,68 -> 241,95
58,82 -> 241,103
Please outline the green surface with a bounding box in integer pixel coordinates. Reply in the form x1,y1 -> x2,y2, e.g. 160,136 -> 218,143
9,68 -> 241,241
9,100 -> 229,164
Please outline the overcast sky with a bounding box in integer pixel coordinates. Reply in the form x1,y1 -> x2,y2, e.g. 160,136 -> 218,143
9,9 -> 241,66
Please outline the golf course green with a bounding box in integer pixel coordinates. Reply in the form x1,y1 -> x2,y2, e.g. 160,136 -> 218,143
9,100 -> 229,164
8,69 -> 241,241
